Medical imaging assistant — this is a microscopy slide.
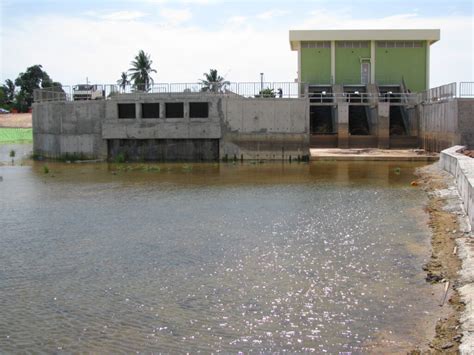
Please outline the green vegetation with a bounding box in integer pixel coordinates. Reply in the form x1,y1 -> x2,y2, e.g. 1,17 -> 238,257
9,150 -> 15,158
257,88 -> 276,98
129,50 -> 157,92
114,153 -> 126,163
117,71 -> 130,92
199,69 -> 229,93
43,165 -> 49,174
59,152 -> 89,162
0,128 -> 33,143
1,65 -> 62,112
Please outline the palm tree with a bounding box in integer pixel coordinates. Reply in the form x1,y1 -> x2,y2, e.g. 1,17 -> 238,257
4,79 -> 15,102
128,50 -> 157,92
199,69 -> 229,93
117,72 -> 129,93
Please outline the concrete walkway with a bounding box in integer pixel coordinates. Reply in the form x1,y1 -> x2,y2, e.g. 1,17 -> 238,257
310,148 -> 439,161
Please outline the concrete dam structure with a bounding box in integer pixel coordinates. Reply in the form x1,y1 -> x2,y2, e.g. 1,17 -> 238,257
32,84 -> 474,161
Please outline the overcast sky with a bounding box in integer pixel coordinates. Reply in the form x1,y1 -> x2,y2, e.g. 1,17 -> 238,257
0,0 -> 472,88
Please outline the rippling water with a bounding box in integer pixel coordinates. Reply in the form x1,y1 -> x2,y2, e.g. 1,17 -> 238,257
0,147 -> 436,352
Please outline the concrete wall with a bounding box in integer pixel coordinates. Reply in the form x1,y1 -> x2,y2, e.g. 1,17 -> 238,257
221,97 -> 309,160
33,94 -> 310,161
419,98 -> 474,152
439,145 -> 474,236
33,100 -> 106,159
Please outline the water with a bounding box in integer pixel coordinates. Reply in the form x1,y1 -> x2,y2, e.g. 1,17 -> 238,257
0,144 -> 436,352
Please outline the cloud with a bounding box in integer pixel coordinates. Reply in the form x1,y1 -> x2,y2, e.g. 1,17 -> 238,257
0,9 -> 471,89
159,7 -> 192,26
256,9 -> 289,20
226,16 -> 248,25
98,11 -> 147,21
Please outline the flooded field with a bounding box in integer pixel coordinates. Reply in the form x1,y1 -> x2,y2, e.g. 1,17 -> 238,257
0,144 -> 438,352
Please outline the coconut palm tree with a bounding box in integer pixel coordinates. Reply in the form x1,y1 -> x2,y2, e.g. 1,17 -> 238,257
117,72 -> 129,93
199,69 -> 229,93
128,50 -> 157,92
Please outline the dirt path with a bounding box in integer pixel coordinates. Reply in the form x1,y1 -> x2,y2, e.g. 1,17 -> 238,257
0,113 -> 32,128
411,164 -> 465,353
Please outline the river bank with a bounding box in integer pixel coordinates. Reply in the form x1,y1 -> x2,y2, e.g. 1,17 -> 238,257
415,162 -> 473,353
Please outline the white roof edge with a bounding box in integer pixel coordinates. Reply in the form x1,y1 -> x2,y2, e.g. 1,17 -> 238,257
289,29 -> 440,50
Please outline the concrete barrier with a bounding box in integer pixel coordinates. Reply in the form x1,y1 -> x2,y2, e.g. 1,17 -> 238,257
440,145 -> 474,229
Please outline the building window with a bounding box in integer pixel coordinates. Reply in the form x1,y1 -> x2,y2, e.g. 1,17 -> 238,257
336,41 -> 369,48
142,103 -> 160,118
189,102 -> 209,118
118,103 -> 136,119
165,103 -> 184,118
302,41 -> 330,49
377,41 -> 424,48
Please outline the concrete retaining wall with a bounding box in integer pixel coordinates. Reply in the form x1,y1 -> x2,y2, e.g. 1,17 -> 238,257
419,99 -> 474,152
221,98 -> 309,160
33,101 -> 106,159
439,146 -> 474,226
33,94 -> 310,161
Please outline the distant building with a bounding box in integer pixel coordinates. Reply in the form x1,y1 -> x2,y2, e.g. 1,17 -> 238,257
289,29 -> 440,92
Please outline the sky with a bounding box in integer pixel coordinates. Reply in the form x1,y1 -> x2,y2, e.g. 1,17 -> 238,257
0,0 -> 473,88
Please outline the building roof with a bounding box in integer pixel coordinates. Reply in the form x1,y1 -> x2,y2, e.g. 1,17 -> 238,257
289,29 -> 440,50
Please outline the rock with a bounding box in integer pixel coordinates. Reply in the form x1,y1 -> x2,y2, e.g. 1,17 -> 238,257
441,342 -> 454,349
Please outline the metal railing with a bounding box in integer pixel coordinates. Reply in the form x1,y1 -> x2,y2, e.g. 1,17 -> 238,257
459,82 -> 474,97
419,82 -> 457,103
34,82 -> 305,102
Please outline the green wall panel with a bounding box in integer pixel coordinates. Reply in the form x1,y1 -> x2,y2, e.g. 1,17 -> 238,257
300,47 -> 331,84
335,46 -> 371,85
375,43 -> 427,92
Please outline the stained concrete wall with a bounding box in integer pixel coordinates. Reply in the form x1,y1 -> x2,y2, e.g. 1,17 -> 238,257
221,97 -> 309,159
33,100 -> 106,159
419,98 -> 474,152
33,94 -> 310,161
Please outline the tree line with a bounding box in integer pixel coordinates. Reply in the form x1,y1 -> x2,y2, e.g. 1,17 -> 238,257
1,65 -> 63,112
0,50 -> 231,112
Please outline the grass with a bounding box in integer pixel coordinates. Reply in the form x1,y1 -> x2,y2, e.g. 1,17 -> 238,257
0,128 -> 33,143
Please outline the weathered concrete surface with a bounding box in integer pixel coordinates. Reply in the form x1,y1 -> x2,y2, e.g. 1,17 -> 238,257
310,148 -> 438,161
377,102 -> 390,149
33,101 -> 106,159
337,103 -> 349,148
439,146 -> 474,354
221,97 -> 309,160
419,98 -> 474,152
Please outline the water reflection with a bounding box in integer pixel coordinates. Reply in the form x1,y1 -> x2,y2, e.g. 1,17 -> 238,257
0,147 -> 435,353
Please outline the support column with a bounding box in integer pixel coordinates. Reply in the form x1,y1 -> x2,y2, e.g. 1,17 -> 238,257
337,103 -> 349,148
331,40 -> 336,84
377,102 -> 390,148
370,40 -> 376,84
426,41 -> 430,90
135,102 -> 142,120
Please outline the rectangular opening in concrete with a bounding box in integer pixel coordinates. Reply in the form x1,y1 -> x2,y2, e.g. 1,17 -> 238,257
189,102 -> 209,118
165,103 -> 184,118
349,106 -> 370,135
107,139 -> 219,161
118,103 -> 136,119
142,103 -> 160,118
389,106 -> 408,136
310,106 -> 334,134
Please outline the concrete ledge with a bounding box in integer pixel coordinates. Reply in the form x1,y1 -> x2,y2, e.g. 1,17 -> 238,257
439,146 -> 474,354
440,146 -> 474,227
310,148 -> 439,161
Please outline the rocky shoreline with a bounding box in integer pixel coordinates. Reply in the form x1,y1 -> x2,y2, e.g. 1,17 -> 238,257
413,162 -> 473,354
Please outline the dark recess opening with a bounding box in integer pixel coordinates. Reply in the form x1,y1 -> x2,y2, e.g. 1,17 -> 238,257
390,106 -> 407,135
142,103 -> 160,118
118,103 -> 136,119
310,106 -> 333,134
165,103 -> 184,118
349,106 -> 370,135
189,102 -> 209,118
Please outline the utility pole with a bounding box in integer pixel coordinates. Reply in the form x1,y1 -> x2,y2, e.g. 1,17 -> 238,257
260,73 -> 264,93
